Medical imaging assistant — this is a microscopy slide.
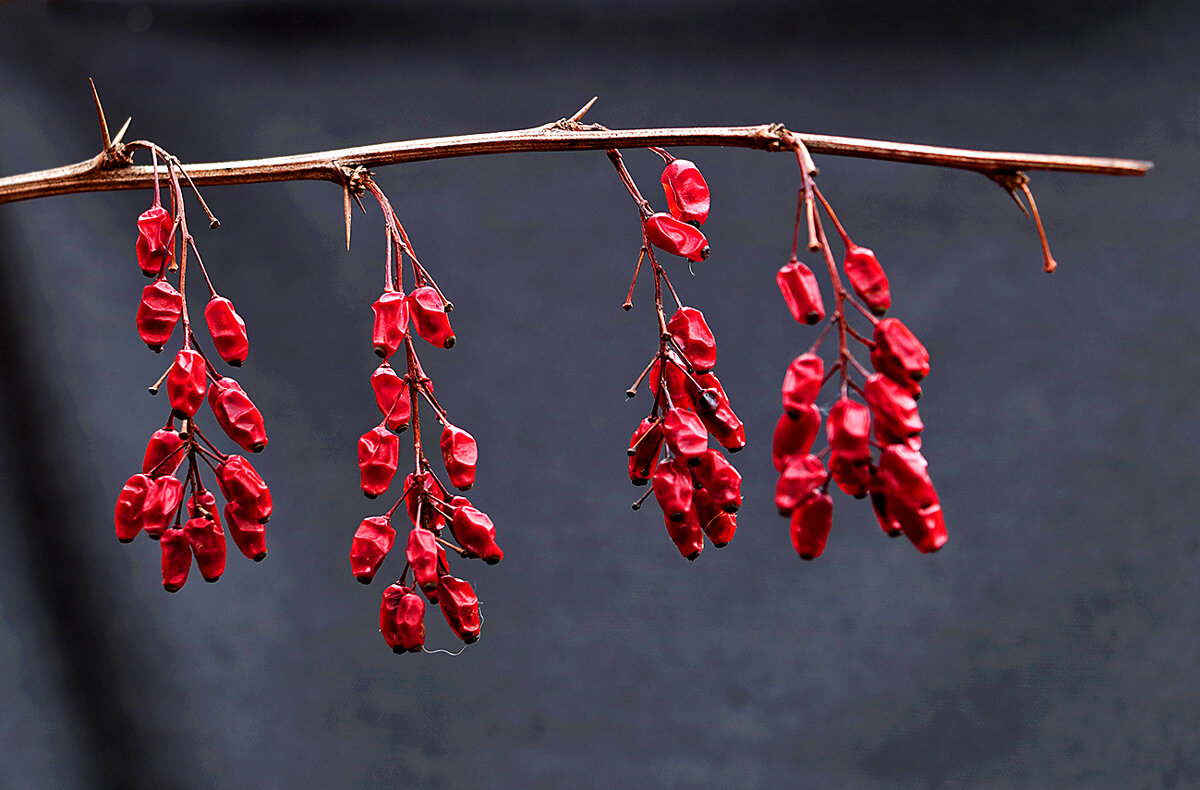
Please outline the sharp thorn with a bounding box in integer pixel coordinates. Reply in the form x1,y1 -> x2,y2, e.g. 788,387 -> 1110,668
89,77 -> 112,152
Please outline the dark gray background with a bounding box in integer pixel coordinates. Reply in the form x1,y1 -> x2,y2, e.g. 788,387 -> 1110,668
1,1 -> 1196,787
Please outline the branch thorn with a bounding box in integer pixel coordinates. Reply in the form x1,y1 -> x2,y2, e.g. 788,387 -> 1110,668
568,96 -> 598,125
89,78 -> 111,153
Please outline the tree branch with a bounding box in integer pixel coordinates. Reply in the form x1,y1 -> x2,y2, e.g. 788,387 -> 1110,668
0,121 -> 1151,205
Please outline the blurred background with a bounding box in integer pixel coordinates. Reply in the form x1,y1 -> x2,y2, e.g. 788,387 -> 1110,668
0,1 -> 1196,787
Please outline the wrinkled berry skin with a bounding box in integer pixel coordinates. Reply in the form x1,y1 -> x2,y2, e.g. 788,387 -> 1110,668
371,290 -> 410,359
142,427 -> 185,478
408,287 -> 455,349
358,426 -> 399,499
437,575 -> 482,644
136,280 -> 183,352
160,527 -> 192,592
166,349 -> 207,420
790,491 -> 834,560
781,353 -> 824,415
224,503 -> 267,561
627,417 -> 664,485
694,450 -> 741,513
136,206 -> 174,277
440,424 -> 478,491
777,259 -> 825,325
775,454 -> 827,516
772,407 -> 820,473
873,318 -> 930,385
114,473 -> 153,542
662,408 -> 708,464
381,584 -> 426,653
843,246 -> 891,316
208,377 -> 268,453
652,458 -> 694,522
451,505 -> 503,564
184,515 -> 226,582
205,296 -> 250,366
660,159 -> 711,226
827,398 -> 872,462
350,515 -> 396,583
216,455 -> 272,524
406,528 -> 441,593
664,504 -> 705,561
645,212 -> 710,262
667,307 -> 717,373
864,373 -> 922,445
371,364 -> 410,432
142,475 -> 184,540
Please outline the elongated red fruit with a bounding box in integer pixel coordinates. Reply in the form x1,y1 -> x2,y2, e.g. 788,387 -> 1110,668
380,584 -> 426,653
829,452 -> 870,498
627,417 -> 664,485
371,290 -> 409,359
136,280 -> 182,352
873,318 -> 930,385
371,364 -> 410,431
142,426 -> 185,478
166,349 -> 207,420
216,455 -> 272,523
114,473 -> 153,542
777,259 -> 824,324
136,206 -> 174,276
772,407 -> 820,473
437,575 -> 482,643
775,454 -> 827,516
693,449 -> 741,513
843,246 -> 891,315
224,503 -> 267,561
666,307 -> 717,373
790,491 -> 833,560
662,408 -> 708,464
664,504 -> 704,561
350,515 -> 396,583
644,212 -> 710,262
647,358 -> 689,407
204,296 -> 250,366
440,424 -> 478,491
660,159 -> 710,225
141,475 -> 184,540
160,527 -> 192,592
406,528 -> 441,593
408,286 -> 455,349
358,426 -> 399,499
208,377 -> 268,453
652,458 -> 694,522
877,444 -> 938,510
864,373 -> 922,445
781,353 -> 824,415
451,506 -> 503,564
404,471 -> 449,533
868,468 -> 903,538
826,398 -> 871,462
184,515 -> 226,582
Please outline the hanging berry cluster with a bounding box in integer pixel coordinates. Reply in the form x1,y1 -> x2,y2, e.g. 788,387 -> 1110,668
347,173 -> 500,654
612,149 -> 745,560
773,143 -> 946,559
115,149 -> 273,591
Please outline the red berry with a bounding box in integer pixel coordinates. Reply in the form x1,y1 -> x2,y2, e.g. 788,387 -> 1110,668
777,259 -> 825,325
224,502 -> 267,561
451,505 -> 503,564
876,444 -> 938,510
141,475 -> 184,540
380,584 -> 426,653
652,458 -> 694,522
358,426 -> 399,499
349,515 -> 396,584
184,515 -> 226,582
216,455 -> 272,524
142,426 -> 185,478
775,454 -> 827,516
864,373 -> 922,445
208,377 -> 268,453
135,206 -> 174,277
868,468 -> 903,538
664,504 -> 705,561
873,318 -> 930,385
892,500 -> 948,554
135,280 -> 182,352
828,453 -> 870,498
371,290 -> 410,359
660,159 -> 711,226
644,212 -> 710,262
647,358 -> 689,407
666,307 -> 717,373
843,246 -> 891,315
439,424 -> 478,491
204,296 -> 250,366
166,349 -> 207,420
781,353 -> 824,415
693,449 -> 741,513
404,471 -> 449,533
662,408 -> 708,464
114,473 -> 153,542
437,575 -> 482,644
772,407 -> 820,473
160,527 -> 192,592
627,417 -> 664,485
371,364 -> 410,432
406,528 -> 441,593
408,286 -> 455,349
790,491 -> 834,560
826,398 -> 871,462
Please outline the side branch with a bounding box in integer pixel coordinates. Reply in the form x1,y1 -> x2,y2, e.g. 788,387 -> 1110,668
0,122 -> 1152,205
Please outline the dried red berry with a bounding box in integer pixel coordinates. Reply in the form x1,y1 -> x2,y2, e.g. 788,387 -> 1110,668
136,206 -> 174,277
371,290 -> 410,359
775,454 -> 827,516
644,212 -> 710,262
662,408 -> 708,464
371,364 -> 410,432
627,417 -> 664,485
777,259 -> 825,325
204,295 -> 250,367
772,407 -> 820,473
208,377 -> 268,453
660,159 -> 710,226
647,358 -> 689,407
843,246 -> 891,315
439,424 -> 478,491
114,473 -> 153,542
184,515 -> 226,582
826,398 -> 872,462
141,475 -> 184,540
693,449 -> 741,513
380,584 -> 426,653
350,515 -> 396,584
892,500 -> 948,554
828,453 -> 870,498
406,527 -> 441,593
781,353 -> 824,415
136,280 -> 182,352
688,372 -> 746,452
664,504 -> 704,561
142,426 -> 185,478
868,468 -> 902,538
701,508 -> 737,548
404,471 -> 449,533
408,286 -> 455,349
790,491 -> 834,560
166,349 -> 207,420
224,503 -> 267,561
666,307 -> 717,373
437,575 -> 482,644
216,455 -> 272,524
652,458 -> 694,522
358,426 -> 400,499
451,505 -> 503,564
876,444 -> 938,510
864,373 -> 922,445
873,318 -> 930,385
160,527 -> 192,592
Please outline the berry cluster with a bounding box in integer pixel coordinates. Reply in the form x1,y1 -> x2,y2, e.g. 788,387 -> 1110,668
611,150 -> 745,560
115,150 -> 272,591
773,150 -> 945,559
347,174 -> 500,653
